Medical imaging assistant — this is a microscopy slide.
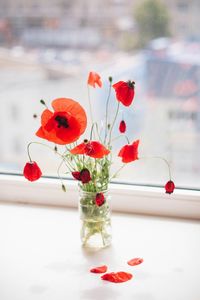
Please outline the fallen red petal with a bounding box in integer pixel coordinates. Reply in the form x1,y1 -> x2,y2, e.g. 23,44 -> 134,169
101,271 -> 133,283
127,258 -> 144,266
90,265 -> 108,273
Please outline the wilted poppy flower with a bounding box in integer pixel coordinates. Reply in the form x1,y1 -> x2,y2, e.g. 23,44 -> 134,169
95,193 -> 105,206
23,161 -> 42,182
119,120 -> 126,133
70,141 -> 110,159
113,80 -> 135,107
72,168 -> 91,184
90,265 -> 107,273
165,180 -> 175,194
101,272 -> 133,283
118,139 -> 139,163
127,258 -> 143,266
87,71 -> 102,88
36,98 -> 87,145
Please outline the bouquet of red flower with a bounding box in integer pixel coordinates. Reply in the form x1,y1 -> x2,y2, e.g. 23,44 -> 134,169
23,71 -> 175,248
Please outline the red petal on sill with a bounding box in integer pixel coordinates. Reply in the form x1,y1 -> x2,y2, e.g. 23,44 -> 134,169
90,265 -> 108,273
127,258 -> 144,266
101,271 -> 133,283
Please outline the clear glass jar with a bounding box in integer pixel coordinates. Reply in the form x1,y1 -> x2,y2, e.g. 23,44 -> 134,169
79,189 -> 112,249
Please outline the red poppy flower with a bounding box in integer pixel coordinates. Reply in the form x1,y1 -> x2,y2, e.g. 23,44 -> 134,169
90,265 -> 107,273
70,141 -> 110,159
165,180 -> 175,194
23,161 -> 42,182
127,258 -> 144,266
118,140 -> 139,163
36,98 -> 87,145
101,272 -> 133,283
119,120 -> 126,133
113,80 -> 135,106
87,71 -> 102,88
95,193 -> 105,206
72,168 -> 91,184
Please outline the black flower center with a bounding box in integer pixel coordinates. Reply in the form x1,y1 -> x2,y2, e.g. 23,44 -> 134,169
55,115 -> 69,128
127,80 -> 135,89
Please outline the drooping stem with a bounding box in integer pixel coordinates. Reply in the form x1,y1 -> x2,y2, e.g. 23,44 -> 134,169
57,159 -> 66,186
27,141 -> 65,162
140,156 -> 172,180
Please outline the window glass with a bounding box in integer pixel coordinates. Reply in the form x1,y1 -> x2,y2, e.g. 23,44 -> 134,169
0,0 -> 199,189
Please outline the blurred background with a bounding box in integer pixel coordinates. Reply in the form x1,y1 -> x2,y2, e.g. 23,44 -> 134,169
0,0 -> 200,189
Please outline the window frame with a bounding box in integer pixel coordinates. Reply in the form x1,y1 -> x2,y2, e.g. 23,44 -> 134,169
0,173 -> 199,220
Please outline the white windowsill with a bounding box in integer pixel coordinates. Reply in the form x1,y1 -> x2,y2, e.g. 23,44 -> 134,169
0,203 -> 200,300
0,174 -> 200,219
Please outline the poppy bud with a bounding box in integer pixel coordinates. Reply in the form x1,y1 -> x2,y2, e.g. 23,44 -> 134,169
165,180 -> 175,194
61,184 -> 66,192
40,99 -> 46,105
23,161 -> 42,182
119,120 -> 126,133
95,193 -> 105,206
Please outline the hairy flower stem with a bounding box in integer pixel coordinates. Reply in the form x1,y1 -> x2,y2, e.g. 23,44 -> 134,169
140,156 -> 172,180
87,85 -> 94,131
108,101 -> 120,145
109,164 -> 126,181
104,81 -> 112,143
90,122 -> 101,141
27,142 -> 64,161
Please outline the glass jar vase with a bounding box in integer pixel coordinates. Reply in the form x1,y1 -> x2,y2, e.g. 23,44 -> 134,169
79,189 -> 112,249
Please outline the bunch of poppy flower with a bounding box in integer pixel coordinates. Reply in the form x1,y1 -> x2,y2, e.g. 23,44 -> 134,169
23,71 -> 175,204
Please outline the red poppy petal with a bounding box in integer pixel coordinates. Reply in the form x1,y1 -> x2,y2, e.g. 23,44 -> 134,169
88,72 -> 102,88
118,140 -> 139,163
112,81 -> 124,90
90,265 -> 107,273
52,98 -> 87,135
55,120 -> 81,144
113,81 -> 135,106
127,258 -> 144,266
41,109 -> 54,126
70,143 -> 86,155
88,141 -> 110,158
101,272 -> 133,283
36,126 -> 68,145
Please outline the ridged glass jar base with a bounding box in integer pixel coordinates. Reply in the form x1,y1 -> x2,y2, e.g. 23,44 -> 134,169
79,190 -> 112,249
